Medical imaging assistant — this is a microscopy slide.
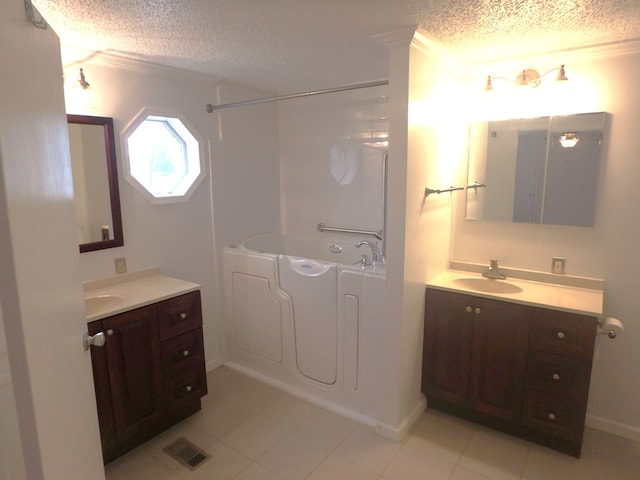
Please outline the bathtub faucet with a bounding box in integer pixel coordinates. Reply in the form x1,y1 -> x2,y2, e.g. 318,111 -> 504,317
356,241 -> 382,266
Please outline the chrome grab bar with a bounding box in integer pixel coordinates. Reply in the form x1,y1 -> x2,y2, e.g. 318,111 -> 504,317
317,223 -> 383,240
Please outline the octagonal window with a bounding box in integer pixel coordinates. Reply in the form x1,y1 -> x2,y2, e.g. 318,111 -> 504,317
122,109 -> 204,204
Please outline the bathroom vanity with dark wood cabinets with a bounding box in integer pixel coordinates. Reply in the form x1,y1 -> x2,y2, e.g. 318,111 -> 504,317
88,290 -> 207,463
422,287 -> 598,457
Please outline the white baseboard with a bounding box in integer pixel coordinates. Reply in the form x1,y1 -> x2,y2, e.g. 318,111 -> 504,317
586,413 -> 640,442
206,356 -> 224,372
375,395 -> 426,442
224,361 -> 428,443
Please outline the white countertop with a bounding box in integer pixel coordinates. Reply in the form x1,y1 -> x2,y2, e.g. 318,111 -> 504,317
427,270 -> 603,316
84,267 -> 200,322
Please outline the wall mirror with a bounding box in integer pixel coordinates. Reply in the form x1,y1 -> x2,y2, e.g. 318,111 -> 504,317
465,112 -> 609,227
67,114 -> 124,252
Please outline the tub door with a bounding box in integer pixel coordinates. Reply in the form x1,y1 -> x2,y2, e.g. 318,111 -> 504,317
279,256 -> 337,385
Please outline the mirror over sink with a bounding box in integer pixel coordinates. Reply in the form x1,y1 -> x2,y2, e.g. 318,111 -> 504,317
465,112 -> 609,227
67,114 -> 124,252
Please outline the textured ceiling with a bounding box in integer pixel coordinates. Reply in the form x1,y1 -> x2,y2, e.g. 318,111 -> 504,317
33,0 -> 640,93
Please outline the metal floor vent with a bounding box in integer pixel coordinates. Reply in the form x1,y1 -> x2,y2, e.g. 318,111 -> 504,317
163,437 -> 211,470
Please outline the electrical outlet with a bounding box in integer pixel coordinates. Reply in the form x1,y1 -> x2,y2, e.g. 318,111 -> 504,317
552,257 -> 566,275
114,257 -> 127,274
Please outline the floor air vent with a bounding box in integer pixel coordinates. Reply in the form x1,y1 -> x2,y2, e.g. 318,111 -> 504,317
163,437 -> 210,470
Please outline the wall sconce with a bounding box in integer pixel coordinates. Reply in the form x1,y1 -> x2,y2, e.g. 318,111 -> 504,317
484,65 -> 568,91
559,132 -> 579,148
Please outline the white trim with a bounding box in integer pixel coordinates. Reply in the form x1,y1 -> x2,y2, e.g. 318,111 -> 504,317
205,356 -> 224,373
60,45 -> 221,85
586,413 -> 640,443
225,362 -> 381,432
121,106 -> 206,205
372,28 -> 417,48
375,395 -> 427,442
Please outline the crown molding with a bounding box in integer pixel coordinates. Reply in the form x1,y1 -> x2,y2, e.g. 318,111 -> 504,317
372,28 -> 417,48
60,45 -> 221,85
466,37 -> 640,69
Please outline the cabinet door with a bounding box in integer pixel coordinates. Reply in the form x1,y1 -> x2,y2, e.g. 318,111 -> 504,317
423,289 -> 474,406
88,320 -> 117,455
102,305 -> 165,445
469,298 -> 530,422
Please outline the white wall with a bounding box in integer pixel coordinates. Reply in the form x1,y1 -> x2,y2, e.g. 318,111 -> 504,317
62,51 -> 227,370
452,45 -> 640,440
380,31 -> 467,436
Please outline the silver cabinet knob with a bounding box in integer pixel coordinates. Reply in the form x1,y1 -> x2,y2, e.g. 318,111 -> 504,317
106,329 -> 114,336
552,373 -> 560,381
179,313 -> 187,320
185,385 -> 192,392
557,331 -> 566,339
548,412 -> 556,421
465,306 -> 472,313
182,350 -> 190,357
474,307 -> 481,314
83,332 -> 106,351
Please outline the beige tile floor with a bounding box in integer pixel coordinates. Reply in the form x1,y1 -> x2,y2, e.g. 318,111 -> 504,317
105,367 -> 640,480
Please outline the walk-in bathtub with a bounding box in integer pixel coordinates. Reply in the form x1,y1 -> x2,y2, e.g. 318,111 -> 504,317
222,233 -> 391,432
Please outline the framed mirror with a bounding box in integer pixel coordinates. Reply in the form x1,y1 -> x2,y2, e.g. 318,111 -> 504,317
465,112 -> 609,227
67,114 -> 124,252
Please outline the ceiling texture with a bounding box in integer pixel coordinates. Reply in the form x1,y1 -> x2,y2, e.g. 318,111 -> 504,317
33,0 -> 640,93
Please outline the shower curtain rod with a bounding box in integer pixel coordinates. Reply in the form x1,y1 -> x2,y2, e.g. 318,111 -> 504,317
206,79 -> 388,112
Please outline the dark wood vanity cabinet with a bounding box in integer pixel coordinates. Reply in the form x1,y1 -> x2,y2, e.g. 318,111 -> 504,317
88,290 -> 207,463
423,289 -> 530,423
422,287 -> 597,457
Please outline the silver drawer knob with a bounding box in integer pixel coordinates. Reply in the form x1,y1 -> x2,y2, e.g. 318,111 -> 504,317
557,331 -> 566,339
474,307 -> 481,314
107,329 -> 114,336
185,385 -> 192,392
552,373 -> 560,381
179,313 -> 187,319
182,350 -> 190,357
465,306 -> 472,313
548,412 -> 556,421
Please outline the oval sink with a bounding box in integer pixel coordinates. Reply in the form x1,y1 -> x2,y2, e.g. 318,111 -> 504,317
85,294 -> 125,315
453,277 -> 523,294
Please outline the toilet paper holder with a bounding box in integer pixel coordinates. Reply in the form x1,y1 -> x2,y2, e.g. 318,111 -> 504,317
597,317 -> 624,339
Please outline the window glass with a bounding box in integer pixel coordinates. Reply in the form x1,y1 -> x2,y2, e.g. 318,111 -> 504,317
123,112 -> 203,203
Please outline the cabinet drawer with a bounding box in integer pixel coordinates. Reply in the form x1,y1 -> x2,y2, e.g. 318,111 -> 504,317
529,310 -> 597,360
522,390 -> 586,441
158,291 -> 202,340
164,364 -> 207,415
526,351 -> 592,401
161,328 -> 205,372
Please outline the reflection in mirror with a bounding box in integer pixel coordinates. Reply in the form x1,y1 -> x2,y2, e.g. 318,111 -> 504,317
465,112 -> 609,227
67,114 -> 124,252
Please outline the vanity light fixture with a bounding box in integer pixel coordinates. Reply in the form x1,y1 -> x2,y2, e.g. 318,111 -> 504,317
484,64 -> 568,91
559,132 -> 580,148
77,68 -> 91,90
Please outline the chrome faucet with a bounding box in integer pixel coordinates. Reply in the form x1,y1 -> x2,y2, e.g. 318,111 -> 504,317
482,259 -> 506,280
356,241 -> 382,266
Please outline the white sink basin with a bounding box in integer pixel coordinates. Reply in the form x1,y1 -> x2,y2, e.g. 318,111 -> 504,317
85,294 -> 125,316
453,277 -> 523,294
